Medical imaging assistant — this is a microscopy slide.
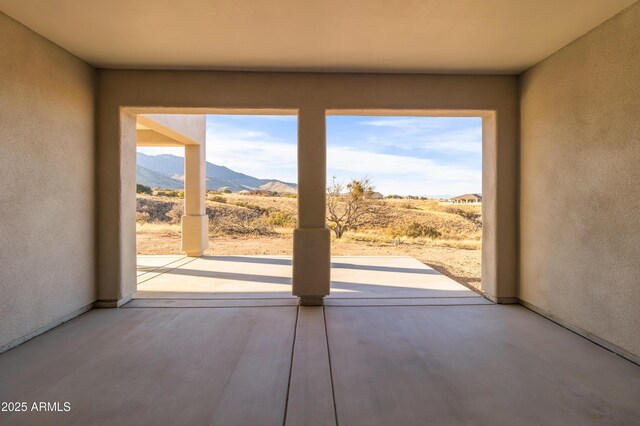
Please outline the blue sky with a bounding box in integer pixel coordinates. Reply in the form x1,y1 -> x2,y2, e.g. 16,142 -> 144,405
137,114 -> 482,196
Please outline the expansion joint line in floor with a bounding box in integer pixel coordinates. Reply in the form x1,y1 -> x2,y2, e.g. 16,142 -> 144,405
282,305 -> 300,426
323,306 -> 339,426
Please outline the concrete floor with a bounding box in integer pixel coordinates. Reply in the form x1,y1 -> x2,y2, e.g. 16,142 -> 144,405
1,256 -> 639,425
135,255 -> 481,303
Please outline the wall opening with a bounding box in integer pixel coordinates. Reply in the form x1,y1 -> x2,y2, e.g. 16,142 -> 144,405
204,114 -> 298,257
133,112 -> 298,299
325,113 -> 483,297
135,145 -> 186,257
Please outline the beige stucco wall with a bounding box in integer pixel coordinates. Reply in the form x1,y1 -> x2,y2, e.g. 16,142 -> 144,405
0,12 -> 96,350
139,114 -> 206,146
519,2 -> 640,358
96,71 -> 519,304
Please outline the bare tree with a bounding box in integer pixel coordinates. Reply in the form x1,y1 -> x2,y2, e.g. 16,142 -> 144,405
326,177 -> 380,238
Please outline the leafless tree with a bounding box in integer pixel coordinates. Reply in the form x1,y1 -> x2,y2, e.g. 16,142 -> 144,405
326,177 -> 380,238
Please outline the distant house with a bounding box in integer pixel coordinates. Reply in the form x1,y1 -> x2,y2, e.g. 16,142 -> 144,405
365,191 -> 384,200
237,190 -> 251,195
450,193 -> 482,203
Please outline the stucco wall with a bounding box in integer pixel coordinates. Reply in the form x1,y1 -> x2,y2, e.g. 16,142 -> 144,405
0,13 -> 96,350
519,2 -> 640,358
96,71 -> 519,304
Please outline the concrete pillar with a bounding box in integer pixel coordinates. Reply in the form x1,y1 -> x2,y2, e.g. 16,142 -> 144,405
181,142 -> 209,256
96,108 -> 137,307
293,107 -> 331,306
481,111 -> 517,304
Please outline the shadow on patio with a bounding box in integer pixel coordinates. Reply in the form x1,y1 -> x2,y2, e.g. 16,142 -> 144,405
134,255 -> 478,301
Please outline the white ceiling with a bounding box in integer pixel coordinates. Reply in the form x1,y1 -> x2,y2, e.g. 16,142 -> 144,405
0,0 -> 636,74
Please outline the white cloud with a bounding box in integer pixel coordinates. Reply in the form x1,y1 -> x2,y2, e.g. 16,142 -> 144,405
361,117 -> 479,131
357,117 -> 482,154
363,117 -> 453,130
327,146 -> 480,196
206,122 -> 297,182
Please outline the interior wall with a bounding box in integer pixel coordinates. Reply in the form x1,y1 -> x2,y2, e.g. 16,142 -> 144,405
519,2 -> 640,359
0,12 -> 96,351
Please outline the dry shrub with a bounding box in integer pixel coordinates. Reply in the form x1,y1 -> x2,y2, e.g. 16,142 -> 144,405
443,206 -> 482,227
155,189 -> 184,199
209,214 -> 274,236
230,200 -> 269,214
266,210 -> 296,227
165,203 -> 183,224
401,202 -> 419,210
377,202 -> 481,239
206,203 -> 274,235
136,195 -> 177,222
386,222 -> 442,239
207,195 -> 227,203
136,211 -> 151,223
222,194 -> 298,216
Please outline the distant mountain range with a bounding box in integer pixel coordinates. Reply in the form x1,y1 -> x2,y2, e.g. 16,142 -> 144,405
136,153 -> 297,193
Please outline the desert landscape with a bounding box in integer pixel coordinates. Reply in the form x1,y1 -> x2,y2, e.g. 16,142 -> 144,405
136,190 -> 482,290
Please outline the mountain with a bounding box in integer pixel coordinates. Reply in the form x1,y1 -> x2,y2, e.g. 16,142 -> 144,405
136,153 -> 297,193
137,165 -> 183,190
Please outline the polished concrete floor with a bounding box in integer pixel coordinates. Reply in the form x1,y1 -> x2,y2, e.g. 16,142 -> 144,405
1,257 -> 639,425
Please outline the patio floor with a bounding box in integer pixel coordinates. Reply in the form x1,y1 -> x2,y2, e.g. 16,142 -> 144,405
0,256 -> 639,425
134,255 -> 483,303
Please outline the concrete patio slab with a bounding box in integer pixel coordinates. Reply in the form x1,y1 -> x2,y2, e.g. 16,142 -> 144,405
2,302 -> 639,425
325,304 -> 640,425
135,255 -> 187,277
0,255 -> 622,423
0,307 -> 297,425
135,255 -> 479,302
329,256 -> 478,299
136,255 -> 295,299
124,298 -> 300,308
285,306 -> 336,426
136,257 -> 198,285
324,297 -> 491,307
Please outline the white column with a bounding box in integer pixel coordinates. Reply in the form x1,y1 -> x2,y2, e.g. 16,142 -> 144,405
181,142 -> 208,256
293,107 -> 331,305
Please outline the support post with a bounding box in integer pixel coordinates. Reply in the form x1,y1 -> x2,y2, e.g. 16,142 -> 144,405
293,107 -> 331,305
481,111 -> 517,303
182,142 -> 208,256
96,108 -> 137,307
